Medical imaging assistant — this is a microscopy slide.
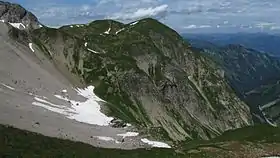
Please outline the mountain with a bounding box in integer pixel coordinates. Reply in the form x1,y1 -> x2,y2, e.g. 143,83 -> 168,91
0,1 -> 41,30
31,18 -> 253,141
0,1 -> 252,151
183,33 -> 280,57
187,38 -> 280,126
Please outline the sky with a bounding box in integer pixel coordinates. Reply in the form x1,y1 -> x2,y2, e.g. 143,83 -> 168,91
7,0 -> 280,33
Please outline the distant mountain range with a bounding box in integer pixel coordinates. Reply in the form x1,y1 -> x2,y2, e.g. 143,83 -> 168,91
183,33 -> 280,57
184,35 -> 280,125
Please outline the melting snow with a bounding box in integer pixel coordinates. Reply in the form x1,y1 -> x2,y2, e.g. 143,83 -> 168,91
28,93 -> 47,99
258,105 -> 277,127
29,43 -> 35,52
61,89 -> 67,93
104,27 -> 111,34
32,86 -> 114,126
9,23 -> 26,29
0,83 -> 15,90
96,136 -> 115,141
116,28 -> 125,34
95,136 -> 121,144
87,48 -> 100,54
70,25 -> 73,28
84,42 -> 88,47
117,132 -> 139,138
0,19 -> 5,22
38,24 -> 43,28
141,138 -> 171,148
34,97 -> 66,110
130,21 -> 139,26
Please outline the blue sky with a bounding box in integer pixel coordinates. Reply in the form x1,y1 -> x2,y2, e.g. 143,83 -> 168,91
7,0 -> 280,33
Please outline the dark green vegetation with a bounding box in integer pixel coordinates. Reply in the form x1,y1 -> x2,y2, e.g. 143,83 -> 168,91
1,124 -> 280,158
26,18 -> 253,142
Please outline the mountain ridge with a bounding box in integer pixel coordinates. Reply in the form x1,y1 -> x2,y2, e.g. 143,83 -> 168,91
29,18 -> 252,141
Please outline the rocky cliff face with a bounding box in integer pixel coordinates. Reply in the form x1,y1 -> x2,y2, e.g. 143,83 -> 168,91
0,1 -> 41,30
191,40 -> 280,125
17,18 -> 252,142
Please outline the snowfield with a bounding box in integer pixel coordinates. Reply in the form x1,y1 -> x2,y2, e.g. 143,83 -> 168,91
32,86 -> 114,126
141,138 -> 171,148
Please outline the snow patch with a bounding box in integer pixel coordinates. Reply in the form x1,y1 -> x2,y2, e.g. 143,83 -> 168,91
32,86 -> 114,126
116,28 -> 125,34
87,48 -> 100,54
258,105 -> 277,127
117,132 -> 139,138
95,136 -> 121,144
0,19 -> 5,23
130,21 -> 139,26
96,136 -> 115,141
61,89 -> 67,93
104,27 -> 111,34
141,138 -> 171,148
84,42 -> 88,47
9,23 -> 26,29
70,25 -> 73,28
28,93 -> 47,99
262,157 -> 280,158
38,24 -> 43,28
34,97 -> 65,109
29,43 -> 35,52
0,83 -> 15,90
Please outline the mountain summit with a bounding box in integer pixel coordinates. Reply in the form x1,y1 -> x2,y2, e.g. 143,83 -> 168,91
0,1 -> 41,30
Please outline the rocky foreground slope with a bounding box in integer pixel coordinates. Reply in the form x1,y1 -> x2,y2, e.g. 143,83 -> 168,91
0,1 -> 252,149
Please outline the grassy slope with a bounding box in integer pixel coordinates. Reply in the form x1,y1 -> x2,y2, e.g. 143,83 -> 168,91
1,124 -> 280,158
0,125 -> 180,158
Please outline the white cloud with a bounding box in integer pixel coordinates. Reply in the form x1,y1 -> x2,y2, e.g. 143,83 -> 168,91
107,4 -> 168,20
255,22 -> 276,29
183,24 -> 211,29
271,26 -> 280,30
